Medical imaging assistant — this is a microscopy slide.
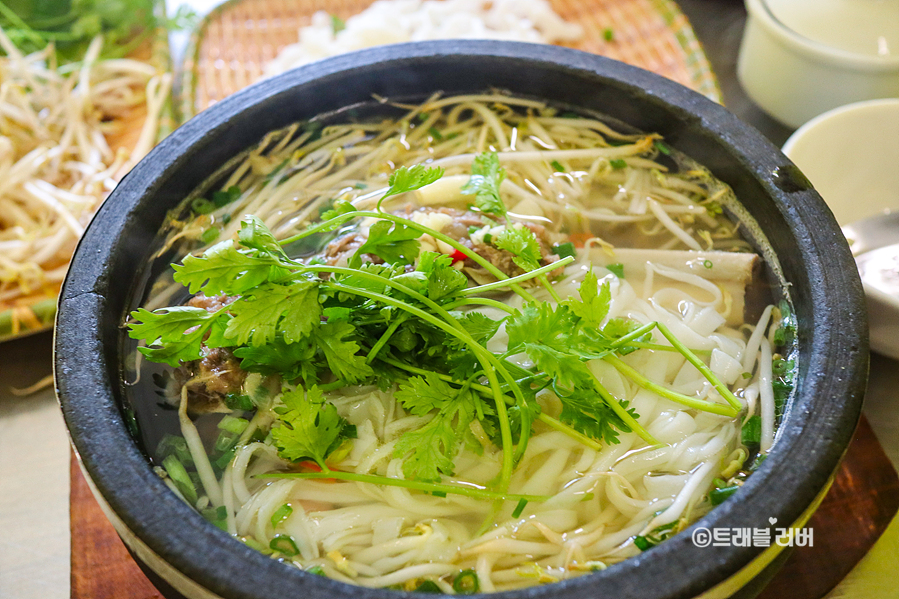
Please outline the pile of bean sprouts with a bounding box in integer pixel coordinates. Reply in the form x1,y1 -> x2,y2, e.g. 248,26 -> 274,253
142,93 -> 787,592
0,28 -> 171,334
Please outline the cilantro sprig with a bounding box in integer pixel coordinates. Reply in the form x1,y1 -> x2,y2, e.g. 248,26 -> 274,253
131,162 -> 746,509
461,152 -> 506,218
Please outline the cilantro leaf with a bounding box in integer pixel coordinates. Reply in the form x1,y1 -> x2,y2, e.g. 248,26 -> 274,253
461,152 -> 507,218
129,306 -> 220,344
312,321 -> 374,383
173,240 -> 286,296
351,221 -> 421,267
378,165 -> 445,207
494,225 -> 542,272
272,390 -> 355,468
564,270 -> 612,328
556,386 -> 635,445
320,200 -> 358,228
393,374 -> 487,480
233,337 -> 318,384
417,251 -> 467,300
128,307 -> 223,367
224,281 -> 321,346
331,263 -> 403,301
238,216 -> 287,260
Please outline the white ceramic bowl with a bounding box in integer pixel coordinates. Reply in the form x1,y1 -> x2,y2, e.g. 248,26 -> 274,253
783,98 -> 899,359
738,0 -> 899,128
781,98 -> 899,225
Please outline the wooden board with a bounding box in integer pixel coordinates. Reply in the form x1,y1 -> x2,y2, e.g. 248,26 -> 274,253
70,415 -> 899,599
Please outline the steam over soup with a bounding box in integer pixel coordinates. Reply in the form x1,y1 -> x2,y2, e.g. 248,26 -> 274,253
126,93 -> 796,593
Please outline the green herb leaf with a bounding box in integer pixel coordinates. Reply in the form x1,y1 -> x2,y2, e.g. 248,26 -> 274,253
352,220 -> 421,267
233,336 -> 318,384
393,373 -> 489,481
129,307 -> 223,367
272,388 -> 355,468
417,251 -> 467,300
225,281 -> 321,346
379,165 -> 444,205
460,152 -> 507,218
238,216 -> 287,259
564,270 -> 612,328
173,240 -> 286,296
312,321 -> 374,383
493,225 -> 542,272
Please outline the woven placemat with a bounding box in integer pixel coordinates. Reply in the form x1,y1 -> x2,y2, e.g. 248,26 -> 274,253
181,0 -> 721,118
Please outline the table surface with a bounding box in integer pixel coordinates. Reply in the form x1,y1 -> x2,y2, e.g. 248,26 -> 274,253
1,1 -> 898,598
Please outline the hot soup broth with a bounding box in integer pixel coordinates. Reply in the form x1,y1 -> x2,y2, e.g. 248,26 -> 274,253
124,93 -> 796,593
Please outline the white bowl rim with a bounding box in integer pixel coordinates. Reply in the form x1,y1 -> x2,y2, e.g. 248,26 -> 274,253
746,0 -> 899,70
781,97 -> 899,156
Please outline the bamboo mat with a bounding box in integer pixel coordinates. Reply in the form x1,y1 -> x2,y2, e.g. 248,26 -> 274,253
181,0 -> 721,118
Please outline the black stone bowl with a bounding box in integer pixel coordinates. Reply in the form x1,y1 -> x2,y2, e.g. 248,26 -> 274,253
55,41 -> 868,599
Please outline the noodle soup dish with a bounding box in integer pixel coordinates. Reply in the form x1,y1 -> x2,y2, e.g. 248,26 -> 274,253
55,42 -> 867,599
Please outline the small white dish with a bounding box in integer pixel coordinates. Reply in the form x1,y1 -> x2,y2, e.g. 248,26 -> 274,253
738,0 -> 899,128
782,98 -> 899,226
842,215 -> 899,361
783,98 -> 899,359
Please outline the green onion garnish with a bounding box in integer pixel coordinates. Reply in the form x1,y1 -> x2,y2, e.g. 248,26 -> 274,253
269,534 -> 300,556
453,569 -> 480,594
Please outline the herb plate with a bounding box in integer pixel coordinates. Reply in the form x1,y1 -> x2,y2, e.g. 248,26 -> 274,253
180,0 -> 721,119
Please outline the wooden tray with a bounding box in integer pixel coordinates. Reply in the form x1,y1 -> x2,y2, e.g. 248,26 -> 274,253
71,415 -> 899,599
180,0 -> 721,118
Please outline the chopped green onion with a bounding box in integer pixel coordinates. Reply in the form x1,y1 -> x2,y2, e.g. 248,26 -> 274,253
212,185 -> 241,208
603,27 -> 615,41
156,434 -> 193,467
190,198 -> 214,215
162,454 -> 198,505
483,233 -> 493,245
609,158 -> 627,169
633,535 -> 653,551
703,259 -> 713,269
271,503 -> 293,529
413,580 -> 442,593
269,534 -> 300,556
307,565 -> 326,576
709,485 -> 739,505
224,393 -> 253,411
428,126 -> 444,141
742,415 -> 762,446
213,448 -> 235,471
214,430 -> 238,453
606,263 -> 625,278
242,536 -> 272,554
218,415 -> 249,434
550,160 -> 565,172
552,241 -> 577,259
654,140 -> 672,155
201,505 -> 228,530
200,227 -> 219,244
512,498 -> 528,518
453,570 -> 480,594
